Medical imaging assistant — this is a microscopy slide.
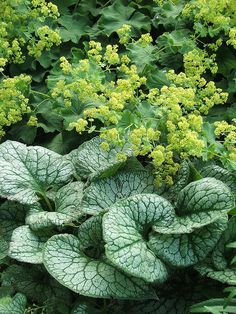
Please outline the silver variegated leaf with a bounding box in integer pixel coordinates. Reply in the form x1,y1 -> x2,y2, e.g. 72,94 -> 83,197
0,141 -> 73,204
81,170 -> 157,214
103,194 -> 175,283
66,137 -> 132,180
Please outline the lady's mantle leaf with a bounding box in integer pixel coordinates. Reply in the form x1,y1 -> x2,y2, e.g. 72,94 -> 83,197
97,0 -> 151,36
0,293 -> 27,314
66,137 -> 132,180
0,141 -> 73,204
8,226 -> 48,264
103,194 -> 175,283
43,234 -> 155,299
81,170 -> 157,214
26,182 -> 84,231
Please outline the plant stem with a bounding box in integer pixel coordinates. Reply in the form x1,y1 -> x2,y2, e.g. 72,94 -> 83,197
40,192 -> 53,211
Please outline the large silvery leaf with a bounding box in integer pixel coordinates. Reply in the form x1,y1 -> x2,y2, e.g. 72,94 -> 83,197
149,217 -> 228,267
66,137 -> 132,180
43,234 -> 155,299
164,161 -> 190,202
154,178 -> 235,234
103,194 -> 175,283
77,216 -> 104,255
200,165 -> 236,193
0,141 -> 73,204
26,182 -> 84,231
8,226 -> 48,264
0,293 -> 27,314
81,170 -> 157,214
195,217 -> 236,285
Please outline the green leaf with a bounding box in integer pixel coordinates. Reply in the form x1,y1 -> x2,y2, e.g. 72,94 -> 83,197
66,137 -> 132,180
8,226 -> 47,264
157,29 -> 195,54
59,14 -> 91,43
0,201 -> 26,241
81,170 -> 157,214
43,234 -> 155,299
0,141 -> 73,204
26,182 -> 84,231
217,47 -> 236,77
0,239 -> 8,260
97,0 -> 151,36
149,218 -> 228,267
1,264 -> 72,306
190,298 -> 236,313
0,293 -> 27,314
103,194 -> 175,283
127,42 -> 158,72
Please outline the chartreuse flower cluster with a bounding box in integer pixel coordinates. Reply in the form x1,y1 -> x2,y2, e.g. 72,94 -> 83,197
214,119 -> 236,162
0,75 -> 31,137
49,29 -> 228,186
0,0 -> 60,68
183,0 -> 236,48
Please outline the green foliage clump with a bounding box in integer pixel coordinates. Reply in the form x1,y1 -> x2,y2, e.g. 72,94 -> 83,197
0,0 -> 236,313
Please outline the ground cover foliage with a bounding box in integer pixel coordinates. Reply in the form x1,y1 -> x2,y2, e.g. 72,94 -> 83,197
0,0 -> 236,313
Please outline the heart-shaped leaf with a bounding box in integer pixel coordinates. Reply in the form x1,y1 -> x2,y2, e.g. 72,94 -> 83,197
0,141 -> 73,204
81,170 -> 157,214
43,233 -> 155,299
66,137 -> 132,180
26,182 -> 84,231
103,194 -> 175,283
9,226 -> 48,264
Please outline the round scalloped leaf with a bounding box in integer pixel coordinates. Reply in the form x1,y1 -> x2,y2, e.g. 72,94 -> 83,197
97,0 -> 151,36
66,137 -> 132,180
103,194 -> 175,283
0,141 -> 73,204
0,293 -> 27,314
26,182 -> 84,231
81,170 -> 157,214
8,226 -> 47,264
43,234 -> 155,299
149,217 -> 228,267
200,165 -> 236,193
